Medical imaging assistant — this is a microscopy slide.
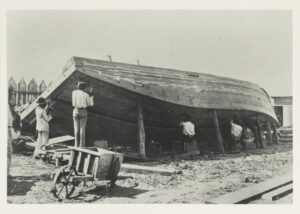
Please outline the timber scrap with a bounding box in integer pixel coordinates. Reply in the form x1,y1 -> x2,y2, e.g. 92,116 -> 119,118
20,56 -> 278,157
205,173 -> 293,204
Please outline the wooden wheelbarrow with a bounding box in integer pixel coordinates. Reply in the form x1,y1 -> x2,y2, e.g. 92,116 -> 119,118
51,146 -> 123,200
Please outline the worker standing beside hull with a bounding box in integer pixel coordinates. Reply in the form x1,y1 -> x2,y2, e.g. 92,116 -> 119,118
72,81 -> 94,147
230,119 -> 243,151
34,97 -> 52,158
180,115 -> 196,153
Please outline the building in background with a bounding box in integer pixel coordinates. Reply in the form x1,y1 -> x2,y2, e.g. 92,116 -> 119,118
271,96 -> 293,127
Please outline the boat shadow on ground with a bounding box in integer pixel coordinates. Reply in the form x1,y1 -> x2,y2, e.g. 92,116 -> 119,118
68,185 -> 149,202
7,174 -> 52,196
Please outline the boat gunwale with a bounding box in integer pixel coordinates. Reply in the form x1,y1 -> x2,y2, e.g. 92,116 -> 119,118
72,56 -> 272,100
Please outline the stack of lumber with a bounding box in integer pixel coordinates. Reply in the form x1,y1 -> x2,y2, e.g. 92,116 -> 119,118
278,127 -> 293,144
261,183 -> 293,201
205,173 -> 292,204
25,135 -> 75,150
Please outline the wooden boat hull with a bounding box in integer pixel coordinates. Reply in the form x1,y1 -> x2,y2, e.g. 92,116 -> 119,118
21,57 -> 278,151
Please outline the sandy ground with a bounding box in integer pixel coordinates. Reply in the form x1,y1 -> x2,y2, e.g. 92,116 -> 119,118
7,143 -> 293,204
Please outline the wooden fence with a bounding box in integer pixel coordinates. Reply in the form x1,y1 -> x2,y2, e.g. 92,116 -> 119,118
8,77 -> 51,110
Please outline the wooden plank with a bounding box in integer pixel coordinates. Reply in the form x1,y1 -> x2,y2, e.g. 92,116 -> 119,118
62,154 -> 70,161
68,151 -> 77,167
76,152 -> 82,172
94,155 -> 115,180
261,184 -> 293,201
51,149 -> 71,154
25,135 -> 74,149
68,150 -> 75,167
274,193 -> 293,203
28,79 -> 39,104
213,110 -> 224,154
120,163 -> 181,176
83,154 -> 91,175
108,154 -> 116,179
39,80 -> 47,93
137,102 -> 146,158
68,146 -> 118,156
88,156 -> 96,175
93,157 -> 99,177
55,158 -> 60,167
205,173 -> 292,204
70,175 -> 93,182
18,78 -> 27,105
47,135 -> 74,146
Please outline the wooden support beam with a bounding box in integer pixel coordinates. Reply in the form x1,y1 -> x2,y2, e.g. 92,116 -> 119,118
253,126 -> 259,149
266,121 -> 273,145
272,123 -> 279,145
137,102 -> 146,158
70,175 -> 94,183
121,163 -> 181,176
256,117 -> 264,148
25,135 -> 75,150
213,110 -> 224,154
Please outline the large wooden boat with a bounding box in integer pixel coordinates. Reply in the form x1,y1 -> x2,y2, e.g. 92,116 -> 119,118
21,56 -> 278,156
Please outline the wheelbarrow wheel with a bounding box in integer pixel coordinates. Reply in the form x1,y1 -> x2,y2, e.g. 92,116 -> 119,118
51,165 -> 77,200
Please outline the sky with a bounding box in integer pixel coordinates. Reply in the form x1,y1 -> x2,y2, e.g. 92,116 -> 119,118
7,10 -> 292,96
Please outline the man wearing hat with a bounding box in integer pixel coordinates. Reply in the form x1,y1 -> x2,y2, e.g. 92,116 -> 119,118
34,97 -> 52,158
72,80 -> 94,147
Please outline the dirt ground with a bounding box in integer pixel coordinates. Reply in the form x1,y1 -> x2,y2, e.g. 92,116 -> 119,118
7,143 -> 293,204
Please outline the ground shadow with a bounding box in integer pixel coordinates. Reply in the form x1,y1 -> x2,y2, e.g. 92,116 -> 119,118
104,185 -> 148,198
7,174 -> 52,196
68,184 -> 149,202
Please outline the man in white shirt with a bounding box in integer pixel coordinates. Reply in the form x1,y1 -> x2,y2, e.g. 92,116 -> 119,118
34,97 -> 52,158
230,119 -> 243,151
180,115 -> 196,153
72,81 -> 94,147
180,121 -> 195,136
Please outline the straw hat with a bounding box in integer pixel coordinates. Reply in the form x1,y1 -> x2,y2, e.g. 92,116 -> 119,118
37,97 -> 47,106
